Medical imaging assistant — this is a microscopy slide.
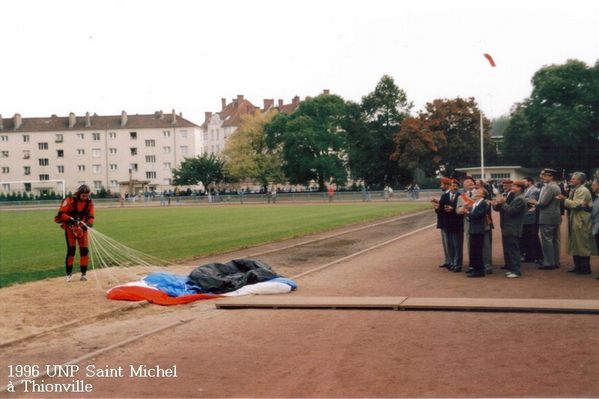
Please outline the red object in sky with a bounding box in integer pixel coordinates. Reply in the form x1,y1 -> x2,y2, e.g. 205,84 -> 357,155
483,53 -> 496,67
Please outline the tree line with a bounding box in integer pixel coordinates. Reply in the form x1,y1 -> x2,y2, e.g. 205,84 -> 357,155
173,59 -> 598,191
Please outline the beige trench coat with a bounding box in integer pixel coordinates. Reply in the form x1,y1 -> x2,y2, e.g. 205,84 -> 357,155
564,185 -> 596,256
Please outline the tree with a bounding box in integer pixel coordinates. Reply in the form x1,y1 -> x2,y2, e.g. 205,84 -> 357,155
172,154 -> 225,190
222,110 -> 285,189
345,75 -> 412,187
265,94 -> 348,191
502,59 -> 599,174
392,97 -> 494,177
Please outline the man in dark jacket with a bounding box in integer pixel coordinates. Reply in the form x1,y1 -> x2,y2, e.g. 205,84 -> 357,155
433,177 -> 452,268
493,181 -> 528,278
464,188 -> 489,278
438,179 -> 464,272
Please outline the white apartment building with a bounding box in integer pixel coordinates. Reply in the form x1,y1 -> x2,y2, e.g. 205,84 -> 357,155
0,110 -> 201,196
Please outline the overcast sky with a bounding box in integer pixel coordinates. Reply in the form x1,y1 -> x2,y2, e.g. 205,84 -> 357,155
1,0 -> 597,125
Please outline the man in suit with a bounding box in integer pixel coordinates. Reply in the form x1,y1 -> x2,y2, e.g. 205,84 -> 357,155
495,179 -> 515,270
439,179 -> 464,272
493,181 -> 528,278
529,168 -> 562,270
520,177 -> 543,264
557,172 -> 596,274
433,177 -> 452,269
457,176 -> 476,272
462,187 -> 489,278
591,177 -> 599,280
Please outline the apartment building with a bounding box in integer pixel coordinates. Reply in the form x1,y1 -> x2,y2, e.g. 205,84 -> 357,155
199,95 -> 302,156
0,110 -> 200,196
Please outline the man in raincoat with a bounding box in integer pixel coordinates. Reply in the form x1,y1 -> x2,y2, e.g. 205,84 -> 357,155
558,172 -> 596,274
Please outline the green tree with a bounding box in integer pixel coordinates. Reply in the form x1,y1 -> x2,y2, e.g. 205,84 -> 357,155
502,59 -> 599,174
345,75 -> 412,187
172,154 -> 225,190
265,94 -> 348,191
222,110 -> 285,189
391,116 -> 446,176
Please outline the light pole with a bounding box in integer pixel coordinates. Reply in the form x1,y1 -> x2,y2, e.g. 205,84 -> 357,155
481,53 -> 496,180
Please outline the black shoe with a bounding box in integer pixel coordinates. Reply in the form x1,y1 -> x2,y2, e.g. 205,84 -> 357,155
467,272 -> 485,278
439,264 -> 450,268
466,267 -> 474,273
538,265 -> 557,270
452,267 -> 462,272
485,268 -> 493,275
576,269 -> 592,275
500,265 -> 510,270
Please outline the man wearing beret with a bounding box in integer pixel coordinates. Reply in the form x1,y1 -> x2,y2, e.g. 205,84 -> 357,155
492,181 -> 528,277
529,169 -> 562,270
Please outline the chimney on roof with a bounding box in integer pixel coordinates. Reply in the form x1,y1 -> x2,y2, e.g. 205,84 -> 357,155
204,111 -> 212,122
13,113 -> 22,130
0,114 -> 3,131
292,96 -> 300,105
322,89 -> 330,96
278,99 -> 284,108
237,95 -> 244,104
263,99 -> 274,110
85,112 -> 91,127
171,109 -> 177,125
121,110 -> 127,127
68,112 -> 76,128
221,98 -> 227,111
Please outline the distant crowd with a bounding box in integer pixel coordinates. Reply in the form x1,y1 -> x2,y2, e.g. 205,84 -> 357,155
432,169 -> 599,279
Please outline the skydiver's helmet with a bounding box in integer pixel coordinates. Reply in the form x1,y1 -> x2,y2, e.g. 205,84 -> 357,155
75,184 -> 91,199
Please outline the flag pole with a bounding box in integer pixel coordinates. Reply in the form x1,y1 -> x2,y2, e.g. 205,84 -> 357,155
480,111 -> 484,180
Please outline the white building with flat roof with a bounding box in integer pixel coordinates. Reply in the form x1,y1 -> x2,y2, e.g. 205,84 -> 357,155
0,110 -> 201,196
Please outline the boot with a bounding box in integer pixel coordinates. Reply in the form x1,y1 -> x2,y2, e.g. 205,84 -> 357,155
578,257 -> 592,275
568,256 -> 580,273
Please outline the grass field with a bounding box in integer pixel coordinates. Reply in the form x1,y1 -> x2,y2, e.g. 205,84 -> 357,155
0,202 -> 428,287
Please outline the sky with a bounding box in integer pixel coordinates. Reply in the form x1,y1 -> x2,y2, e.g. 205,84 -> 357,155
1,0 -> 597,125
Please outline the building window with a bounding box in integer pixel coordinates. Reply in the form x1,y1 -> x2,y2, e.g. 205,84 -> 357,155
24,183 -> 31,192
1,183 -> 9,191
163,146 -> 171,154
472,174 -> 482,179
57,165 -> 65,173
163,162 -> 171,170
1,167 -> 9,173
146,171 -> 157,179
77,149 -> 85,156
1,135 -> 8,142
216,131 -> 219,140
163,178 -> 171,186
109,148 -> 117,155
94,181 -> 102,189
203,146 -> 208,155
145,155 -> 156,163
57,149 -> 64,158
180,130 -> 188,138
145,139 -> 155,147
39,158 -> 49,166
55,134 -> 63,143
130,148 -> 138,156
92,148 -> 101,158
110,164 -> 117,171
24,166 -> 31,175
203,132 -> 208,140
1,151 -> 8,158
110,180 -> 119,187
109,132 -> 116,139
130,163 -> 138,172
163,130 -> 171,137
92,164 -> 101,174
23,150 -> 30,159
23,135 -> 30,143
38,142 -> 49,150
39,174 -> 49,181
179,146 -> 188,155
130,132 -> 137,140
77,133 -> 85,140
490,173 -> 511,179
92,133 -> 101,141
78,165 -> 85,172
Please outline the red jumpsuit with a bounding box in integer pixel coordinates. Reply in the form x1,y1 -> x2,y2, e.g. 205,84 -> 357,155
56,196 -> 95,275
